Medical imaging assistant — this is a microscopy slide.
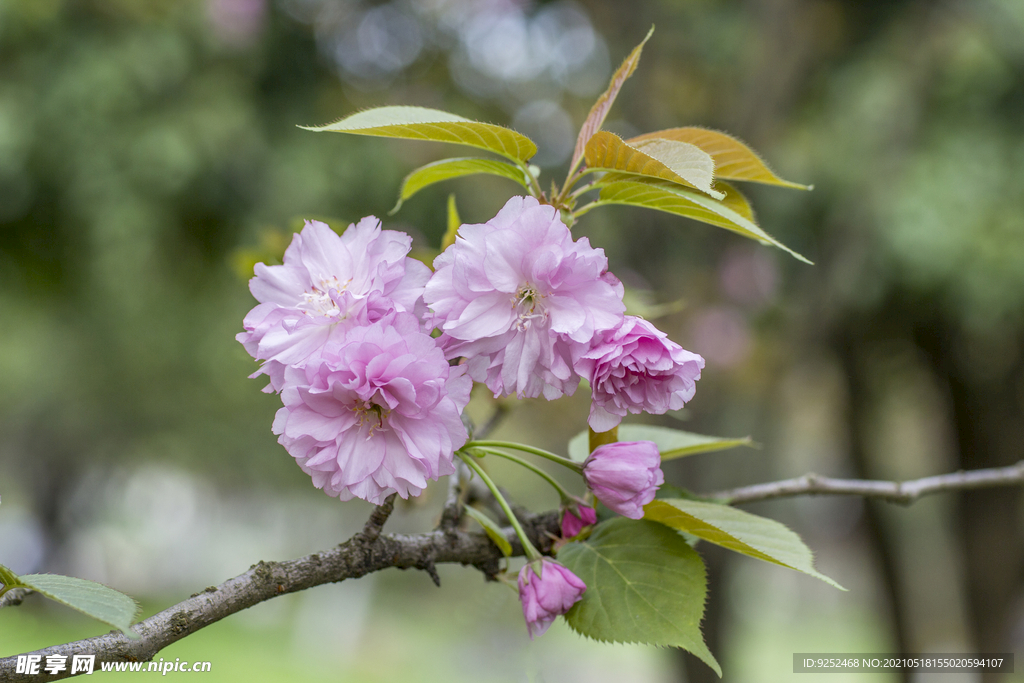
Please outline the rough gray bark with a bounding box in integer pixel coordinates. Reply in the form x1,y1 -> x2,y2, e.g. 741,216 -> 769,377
0,495 -> 559,682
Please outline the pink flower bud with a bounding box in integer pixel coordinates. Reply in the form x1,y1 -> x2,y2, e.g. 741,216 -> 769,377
517,559 -> 587,639
560,504 -> 597,538
582,441 -> 664,519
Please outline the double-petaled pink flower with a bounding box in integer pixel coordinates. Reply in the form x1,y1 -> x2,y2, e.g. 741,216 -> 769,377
238,217 -> 430,389
518,559 -> 587,638
424,196 -> 625,400
583,441 -> 664,519
574,316 -> 704,432
272,312 -> 471,505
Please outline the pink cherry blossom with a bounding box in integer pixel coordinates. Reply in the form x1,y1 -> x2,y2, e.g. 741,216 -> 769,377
272,312 -> 471,505
583,441 -> 664,519
237,217 -> 431,387
560,504 -> 597,538
517,559 -> 587,638
574,316 -> 704,432
424,196 -> 625,400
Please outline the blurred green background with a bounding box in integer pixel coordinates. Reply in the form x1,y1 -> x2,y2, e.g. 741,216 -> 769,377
2,0 -> 1023,681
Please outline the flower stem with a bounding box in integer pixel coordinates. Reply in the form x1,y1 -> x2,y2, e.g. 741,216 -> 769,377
465,441 -> 584,474
457,451 -> 542,561
473,447 -> 574,502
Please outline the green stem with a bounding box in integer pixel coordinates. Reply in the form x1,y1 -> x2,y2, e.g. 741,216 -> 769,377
466,441 -> 583,474
474,447 -> 574,502
457,451 -> 541,561
516,159 -> 545,199
571,200 -> 607,219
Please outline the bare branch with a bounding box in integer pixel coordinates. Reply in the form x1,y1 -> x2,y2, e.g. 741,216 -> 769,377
707,460 -> 1024,505
0,509 -> 559,681
438,461 -> 469,532
0,587 -> 32,609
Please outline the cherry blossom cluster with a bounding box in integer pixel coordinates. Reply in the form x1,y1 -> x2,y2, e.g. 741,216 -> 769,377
239,196 -> 705,636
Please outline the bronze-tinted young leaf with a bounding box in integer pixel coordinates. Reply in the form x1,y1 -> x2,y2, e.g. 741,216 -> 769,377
595,177 -> 811,263
585,132 -> 723,199
569,26 -> 654,172
391,157 -> 529,213
628,127 -> 811,189
557,518 -> 721,676
644,499 -> 844,589
303,106 -> 538,163
716,181 -> 756,223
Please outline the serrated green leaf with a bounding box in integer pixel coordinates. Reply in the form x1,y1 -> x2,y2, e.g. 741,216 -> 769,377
18,573 -> 141,638
585,132 -> 723,199
595,177 -> 811,263
571,26 -> 654,172
568,425 -> 753,462
644,499 -> 845,590
302,106 -> 537,163
391,157 -> 529,214
462,505 -> 513,557
557,519 -> 721,676
628,127 -> 811,190
716,181 -> 756,223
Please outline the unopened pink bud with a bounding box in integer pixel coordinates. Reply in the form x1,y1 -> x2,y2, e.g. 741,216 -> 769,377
582,441 -> 664,519
517,559 -> 586,639
560,505 -> 597,538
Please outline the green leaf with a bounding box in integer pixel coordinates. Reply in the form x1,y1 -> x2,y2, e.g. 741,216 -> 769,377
557,519 -> 721,676
568,424 -> 753,462
570,26 -> 654,172
441,193 -> 460,250
391,157 -> 530,214
585,132 -> 723,199
302,106 -> 538,163
17,573 -> 141,638
643,499 -> 845,590
0,563 -> 24,590
595,177 -> 812,263
462,505 -> 513,557
628,127 -> 811,190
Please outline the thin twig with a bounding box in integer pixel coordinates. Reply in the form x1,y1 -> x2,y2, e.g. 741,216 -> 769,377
0,509 -> 559,682
474,403 -> 509,440
359,493 -> 397,544
707,460 -> 1024,505
438,460 -> 469,532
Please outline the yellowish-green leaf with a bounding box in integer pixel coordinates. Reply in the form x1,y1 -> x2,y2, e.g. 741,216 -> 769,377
644,499 -> 844,589
595,177 -> 811,263
629,127 -> 811,189
391,157 -> 530,214
303,106 -> 537,163
462,505 -> 513,557
569,425 -> 753,462
558,518 -> 721,676
716,181 -> 756,223
442,193 -> 461,250
18,573 -> 142,638
571,26 -> 654,172
585,132 -> 723,199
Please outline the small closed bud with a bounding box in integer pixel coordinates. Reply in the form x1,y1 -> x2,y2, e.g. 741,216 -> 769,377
583,441 -> 664,519
517,559 -> 587,639
560,504 -> 598,539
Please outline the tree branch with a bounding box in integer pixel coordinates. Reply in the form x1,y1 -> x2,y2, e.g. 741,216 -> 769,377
0,506 -> 559,682
0,587 -> 32,609
707,460 -> 1024,505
